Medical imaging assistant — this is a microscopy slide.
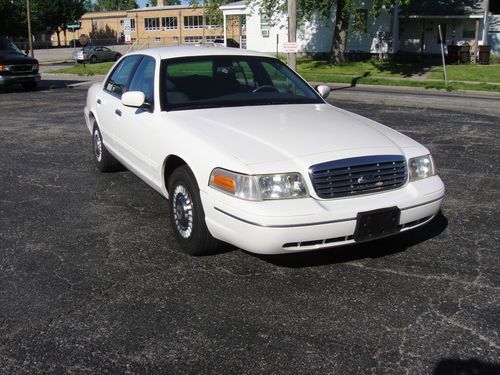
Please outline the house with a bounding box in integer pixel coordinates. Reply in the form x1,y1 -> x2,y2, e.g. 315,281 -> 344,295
220,0 -> 397,55
219,0 -> 499,56
398,0 -> 500,55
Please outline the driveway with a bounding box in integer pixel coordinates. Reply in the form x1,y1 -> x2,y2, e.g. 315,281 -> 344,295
0,82 -> 498,374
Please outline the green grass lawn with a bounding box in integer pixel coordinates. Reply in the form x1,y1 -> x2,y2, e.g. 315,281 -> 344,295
48,59 -> 500,92
48,62 -> 115,76
430,64 -> 500,82
297,60 -> 431,78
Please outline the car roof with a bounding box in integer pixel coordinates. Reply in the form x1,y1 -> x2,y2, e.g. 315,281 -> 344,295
127,46 -> 274,60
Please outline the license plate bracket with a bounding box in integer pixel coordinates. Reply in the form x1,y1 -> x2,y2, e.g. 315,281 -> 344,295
354,207 -> 401,242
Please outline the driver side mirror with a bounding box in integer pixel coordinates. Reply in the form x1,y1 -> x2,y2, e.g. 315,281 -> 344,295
121,91 -> 152,110
316,85 -> 331,99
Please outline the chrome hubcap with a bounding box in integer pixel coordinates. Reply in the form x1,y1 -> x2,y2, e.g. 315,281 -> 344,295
93,130 -> 102,162
172,185 -> 193,239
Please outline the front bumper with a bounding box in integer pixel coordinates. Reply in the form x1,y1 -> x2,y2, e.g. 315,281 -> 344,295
0,73 -> 41,86
202,175 -> 445,254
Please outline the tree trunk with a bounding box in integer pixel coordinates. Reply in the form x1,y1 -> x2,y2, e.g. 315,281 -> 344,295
56,29 -> 61,47
331,0 -> 349,64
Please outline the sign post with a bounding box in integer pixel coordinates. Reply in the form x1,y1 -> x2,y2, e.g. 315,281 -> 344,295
123,19 -> 132,45
67,23 -> 81,64
438,24 -> 448,85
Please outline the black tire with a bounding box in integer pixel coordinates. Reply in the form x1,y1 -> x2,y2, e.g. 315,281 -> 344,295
114,54 -> 121,61
168,166 -> 220,255
22,82 -> 37,91
90,55 -> 97,64
92,125 -> 119,172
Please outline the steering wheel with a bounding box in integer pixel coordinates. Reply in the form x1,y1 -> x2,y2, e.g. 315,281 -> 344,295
252,85 -> 278,93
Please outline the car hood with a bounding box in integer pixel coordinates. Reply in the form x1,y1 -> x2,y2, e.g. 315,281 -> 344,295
0,50 -> 38,64
169,103 -> 422,166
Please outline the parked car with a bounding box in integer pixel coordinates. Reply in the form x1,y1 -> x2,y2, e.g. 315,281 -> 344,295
84,46 -> 445,255
0,37 -> 40,90
73,46 -> 122,63
213,38 -> 240,48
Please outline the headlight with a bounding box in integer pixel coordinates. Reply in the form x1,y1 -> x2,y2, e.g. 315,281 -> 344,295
409,155 -> 435,181
33,63 -> 39,71
209,168 -> 309,201
0,65 -> 11,72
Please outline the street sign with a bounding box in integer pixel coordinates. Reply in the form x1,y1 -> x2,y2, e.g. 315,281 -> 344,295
283,42 -> 298,53
123,19 -> 131,37
67,23 -> 81,31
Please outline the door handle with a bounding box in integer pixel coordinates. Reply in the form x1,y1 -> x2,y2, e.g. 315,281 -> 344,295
115,109 -> 122,116
96,98 -> 101,104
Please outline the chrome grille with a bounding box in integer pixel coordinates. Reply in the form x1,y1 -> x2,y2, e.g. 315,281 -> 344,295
309,155 -> 407,199
11,64 -> 33,73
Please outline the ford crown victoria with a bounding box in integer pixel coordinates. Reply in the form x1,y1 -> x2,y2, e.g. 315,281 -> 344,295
84,46 -> 445,255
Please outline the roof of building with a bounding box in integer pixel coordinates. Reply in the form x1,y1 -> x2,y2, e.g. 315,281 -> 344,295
400,0 -> 486,17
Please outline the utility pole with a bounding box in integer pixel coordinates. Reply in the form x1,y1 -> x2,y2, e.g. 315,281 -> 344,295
287,0 -> 296,70
26,0 -> 34,57
202,0 -> 206,44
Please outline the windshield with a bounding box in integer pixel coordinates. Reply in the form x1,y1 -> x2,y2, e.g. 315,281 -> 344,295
160,55 -> 323,111
0,38 -> 23,53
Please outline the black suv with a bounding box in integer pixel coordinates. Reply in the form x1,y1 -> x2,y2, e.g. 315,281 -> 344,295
0,38 -> 40,90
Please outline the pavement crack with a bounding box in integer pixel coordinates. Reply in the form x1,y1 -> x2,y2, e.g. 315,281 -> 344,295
346,262 -> 498,290
435,311 -> 500,350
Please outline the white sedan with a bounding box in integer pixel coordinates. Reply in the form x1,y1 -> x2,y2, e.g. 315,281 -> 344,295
84,46 -> 445,255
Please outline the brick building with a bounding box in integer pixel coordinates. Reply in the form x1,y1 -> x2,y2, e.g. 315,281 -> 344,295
60,0 -> 244,48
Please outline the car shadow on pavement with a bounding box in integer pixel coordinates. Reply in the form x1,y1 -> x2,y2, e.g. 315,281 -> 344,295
433,358 -> 499,375
0,79 -> 89,93
253,211 -> 448,268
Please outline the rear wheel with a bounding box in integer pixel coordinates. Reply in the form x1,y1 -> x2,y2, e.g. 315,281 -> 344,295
92,126 -> 119,172
168,166 -> 219,255
114,54 -> 121,61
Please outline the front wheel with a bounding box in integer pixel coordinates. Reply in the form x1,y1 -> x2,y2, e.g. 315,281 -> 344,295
168,166 -> 219,255
92,126 -> 119,172
90,55 -> 97,63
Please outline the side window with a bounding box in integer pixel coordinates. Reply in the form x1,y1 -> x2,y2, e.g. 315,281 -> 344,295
105,55 -> 141,97
128,56 -> 156,104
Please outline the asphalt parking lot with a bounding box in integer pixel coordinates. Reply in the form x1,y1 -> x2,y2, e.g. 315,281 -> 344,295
1,79 -> 499,374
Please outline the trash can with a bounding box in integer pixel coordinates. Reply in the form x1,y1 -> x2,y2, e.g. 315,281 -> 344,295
459,45 -> 471,64
447,45 -> 459,64
478,45 -> 491,65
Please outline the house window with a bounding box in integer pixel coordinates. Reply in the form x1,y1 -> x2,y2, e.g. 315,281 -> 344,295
145,17 -> 160,31
184,16 -> 203,29
462,22 -> 475,38
206,35 -> 223,42
490,2 -> 500,14
155,37 -> 161,43
162,17 -> 177,30
437,23 -> 447,43
130,18 -> 136,31
184,36 -> 202,43
260,14 -> 271,30
354,9 -> 368,33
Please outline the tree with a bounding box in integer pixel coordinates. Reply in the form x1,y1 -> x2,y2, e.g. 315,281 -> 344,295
253,0 -> 411,63
0,0 -> 28,37
32,0 -> 87,46
92,0 -> 138,11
